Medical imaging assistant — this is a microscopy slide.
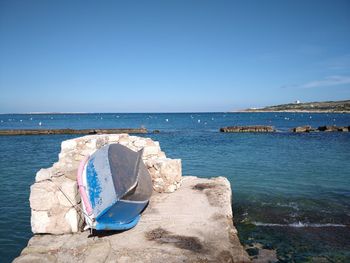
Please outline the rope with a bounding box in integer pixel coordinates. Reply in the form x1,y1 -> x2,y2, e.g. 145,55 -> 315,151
48,179 -> 94,226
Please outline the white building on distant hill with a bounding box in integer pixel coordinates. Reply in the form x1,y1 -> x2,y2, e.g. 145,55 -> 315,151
294,100 -> 301,104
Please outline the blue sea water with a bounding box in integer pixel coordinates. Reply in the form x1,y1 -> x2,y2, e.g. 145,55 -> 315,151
0,112 -> 349,262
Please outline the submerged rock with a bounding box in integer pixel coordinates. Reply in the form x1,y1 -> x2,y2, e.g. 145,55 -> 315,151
318,125 -> 349,132
220,126 -> 275,133
291,125 -> 350,133
292,126 -> 314,133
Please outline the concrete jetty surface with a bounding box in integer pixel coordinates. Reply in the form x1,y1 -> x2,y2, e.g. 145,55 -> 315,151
14,176 -> 250,263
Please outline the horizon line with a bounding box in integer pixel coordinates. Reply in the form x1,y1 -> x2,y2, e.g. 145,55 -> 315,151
0,111 -> 233,115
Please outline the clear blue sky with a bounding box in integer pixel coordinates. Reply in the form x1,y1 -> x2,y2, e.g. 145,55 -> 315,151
1,0 -> 350,113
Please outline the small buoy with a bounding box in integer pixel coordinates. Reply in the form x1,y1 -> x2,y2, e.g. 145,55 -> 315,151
20,119 -> 23,122
165,118 -> 169,122
198,119 -> 201,123
116,115 -> 119,118
101,117 -> 103,120
309,116 -> 312,119
38,122 -> 42,126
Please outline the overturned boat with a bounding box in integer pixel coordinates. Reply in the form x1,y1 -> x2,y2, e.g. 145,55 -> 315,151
77,143 -> 153,230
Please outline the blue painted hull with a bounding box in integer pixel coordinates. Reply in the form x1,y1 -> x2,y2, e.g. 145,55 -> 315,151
79,144 -> 152,231
95,215 -> 141,231
96,200 -> 148,225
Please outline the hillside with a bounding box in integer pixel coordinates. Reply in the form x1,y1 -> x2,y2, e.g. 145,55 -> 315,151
243,100 -> 350,113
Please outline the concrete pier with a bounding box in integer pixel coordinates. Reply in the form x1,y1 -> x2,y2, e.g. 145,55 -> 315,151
14,176 -> 250,263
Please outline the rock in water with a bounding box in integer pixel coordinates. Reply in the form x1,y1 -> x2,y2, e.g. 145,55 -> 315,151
292,126 -> 313,132
318,125 -> 349,132
220,125 -> 275,133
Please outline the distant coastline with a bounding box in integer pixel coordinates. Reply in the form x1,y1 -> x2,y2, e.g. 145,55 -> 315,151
237,99 -> 350,113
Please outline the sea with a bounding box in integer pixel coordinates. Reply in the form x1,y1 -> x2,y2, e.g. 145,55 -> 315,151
0,112 -> 349,262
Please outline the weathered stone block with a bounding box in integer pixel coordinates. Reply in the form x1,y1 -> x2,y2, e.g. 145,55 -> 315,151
148,158 -> 182,193
57,179 -> 77,207
61,139 -> 77,152
293,125 -> 313,132
31,211 -> 50,233
30,181 -> 58,211
143,145 -> 160,157
35,168 -> 52,182
107,134 -> 120,142
65,208 -> 79,233
159,159 -> 182,181
133,138 -> 147,147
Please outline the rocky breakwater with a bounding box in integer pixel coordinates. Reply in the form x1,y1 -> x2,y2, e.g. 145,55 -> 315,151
318,125 -> 349,132
292,125 -> 315,133
220,126 -> 275,133
29,134 -> 182,234
292,125 -> 349,132
0,128 -> 147,136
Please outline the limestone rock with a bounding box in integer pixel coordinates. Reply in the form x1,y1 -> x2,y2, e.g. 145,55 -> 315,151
107,134 -> 120,142
220,125 -> 275,132
147,158 -> 182,193
30,181 -> 58,211
292,125 -> 313,132
317,125 -> 350,132
31,211 -> 50,233
61,139 -> 77,152
35,168 -> 53,182
143,145 -> 161,157
13,253 -> 57,263
57,179 -> 77,207
46,206 -> 73,234
134,138 -> 147,148
65,208 -> 79,233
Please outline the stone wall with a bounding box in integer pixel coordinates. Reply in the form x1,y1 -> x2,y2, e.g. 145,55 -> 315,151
30,134 -> 182,234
